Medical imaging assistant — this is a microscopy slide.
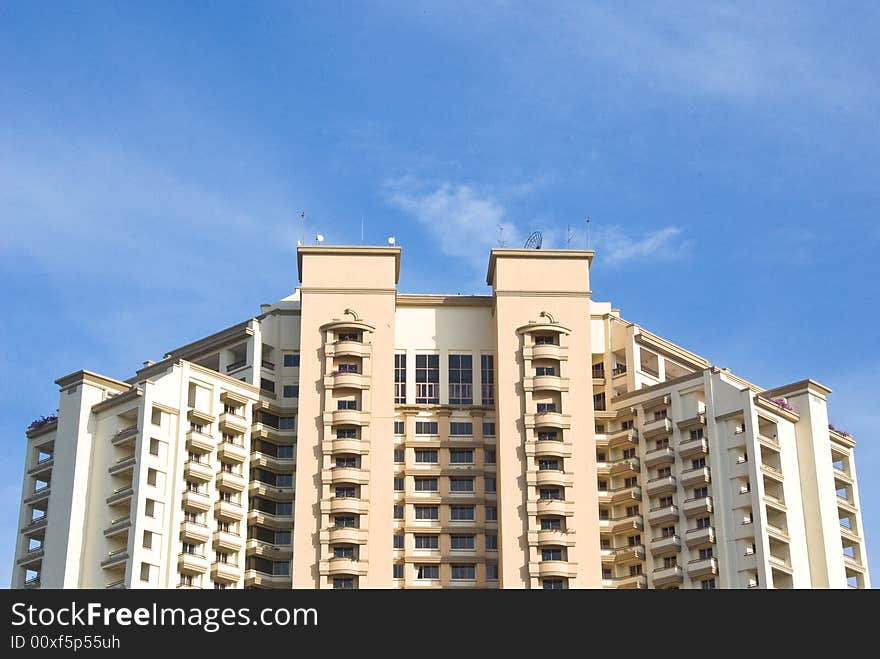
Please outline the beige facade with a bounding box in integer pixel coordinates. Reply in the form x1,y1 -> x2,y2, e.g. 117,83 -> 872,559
12,246 -> 870,589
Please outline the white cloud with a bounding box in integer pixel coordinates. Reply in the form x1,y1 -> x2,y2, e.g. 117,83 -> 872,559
592,225 -> 692,267
384,178 -> 522,269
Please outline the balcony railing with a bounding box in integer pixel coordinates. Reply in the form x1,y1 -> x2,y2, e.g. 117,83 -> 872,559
226,359 -> 247,372
261,360 -> 275,370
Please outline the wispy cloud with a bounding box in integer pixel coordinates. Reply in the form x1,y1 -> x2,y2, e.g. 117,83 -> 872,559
592,225 -> 692,267
384,178 -> 522,270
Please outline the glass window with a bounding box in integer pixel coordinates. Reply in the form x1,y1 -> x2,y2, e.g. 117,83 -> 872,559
393,448 -> 405,463
417,565 -> 439,579
415,506 -> 439,520
393,477 -> 404,491
415,421 -> 438,435
450,535 -> 475,550
393,534 -> 404,549
449,478 -> 474,492
448,354 -> 473,405
415,535 -> 439,549
451,564 -> 476,580
415,478 -> 438,492
450,506 -> 474,521
394,354 -> 406,404
449,422 -> 473,436
484,448 -> 496,464
393,505 -> 403,519
449,449 -> 473,464
415,354 -> 440,404
394,421 -> 405,435
283,353 -> 300,368
482,422 -> 496,437
393,564 -> 404,579
415,449 -> 438,464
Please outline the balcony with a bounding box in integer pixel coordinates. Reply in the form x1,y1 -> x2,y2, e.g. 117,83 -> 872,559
219,411 -> 249,434
184,460 -> 213,483
531,529 -> 576,547
524,411 -> 572,430
603,574 -> 647,590
106,485 -> 133,506
100,549 -> 129,569
325,438 -> 368,455
613,544 -> 646,563
532,470 -> 574,488
106,579 -> 127,589
103,515 -> 131,538
768,555 -> 793,575
247,509 -> 292,530
215,499 -> 245,522
651,534 -> 681,554
677,412 -> 706,430
326,408 -> 370,426
531,498 -> 574,518
217,471 -> 247,493
186,429 -> 216,453
324,497 -> 370,515
108,455 -> 136,476
16,547 -> 45,567
678,437 -> 709,458
682,496 -> 713,517
645,475 -> 676,496
644,446 -> 675,467
525,343 -> 568,362
326,467 -> 369,485
642,417 -> 673,440
323,526 -> 368,545
324,371 -> 371,390
608,428 -> 639,449
531,560 -> 578,579
610,458 -> 640,476
760,463 -> 784,482
326,340 -> 371,358
680,466 -> 711,487
250,450 -> 296,472
836,496 -> 857,515
180,520 -> 211,543
652,564 -> 684,587
599,514 -> 643,534
685,526 -> 715,547
524,374 -> 570,393
213,529 -> 243,552
249,480 -> 295,501
226,359 -> 247,373
178,552 -> 209,574
111,425 -> 138,447
647,505 -> 679,525
27,456 -> 55,477
182,488 -> 212,512
23,576 -> 41,589
324,557 -> 369,576
757,434 -> 780,451
22,515 -> 48,534
218,440 -> 248,463
763,493 -> 787,513
212,561 -> 242,583
608,485 -> 642,505
246,538 -> 293,560
243,569 -> 291,589
766,524 -> 790,543
529,440 -> 572,458
687,556 -> 718,578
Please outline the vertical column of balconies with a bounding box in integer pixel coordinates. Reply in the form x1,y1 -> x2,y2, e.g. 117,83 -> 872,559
179,408 -> 216,587
520,325 -> 577,589
318,322 -> 373,589
102,410 -> 139,588
16,422 -> 57,588
829,428 -> 868,588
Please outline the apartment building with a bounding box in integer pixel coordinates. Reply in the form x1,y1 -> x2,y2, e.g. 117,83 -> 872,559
12,245 -> 870,589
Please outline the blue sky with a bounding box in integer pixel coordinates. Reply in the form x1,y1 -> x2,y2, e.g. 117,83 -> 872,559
1,2 -> 878,586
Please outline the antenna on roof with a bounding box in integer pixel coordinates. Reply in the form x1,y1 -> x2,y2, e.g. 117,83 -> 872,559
585,215 -> 592,250
498,224 -> 507,248
566,225 -> 574,247
299,211 -> 305,246
361,218 -> 365,244
524,231 -> 543,249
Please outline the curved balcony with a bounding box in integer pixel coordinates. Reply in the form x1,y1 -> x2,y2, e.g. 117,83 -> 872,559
647,505 -> 679,525
610,458 -> 640,476
326,409 -> 370,426
218,440 -> 248,463
246,539 -> 293,560
212,561 -> 241,583
180,520 -> 211,543
644,446 -> 675,467
325,438 -> 369,455
325,527 -> 368,545
687,556 -> 718,578
325,467 -> 369,485
213,530 -> 243,552
533,470 -> 574,487
249,481 -> 295,501
533,560 -> 577,579
178,552 -> 209,575
217,471 -> 247,493
243,569 -> 291,589
652,565 -> 683,587
530,440 -> 572,458
525,412 -> 571,430
525,343 -> 569,362
182,490 -> 212,513
215,500 -> 245,522
324,372 -> 371,390
678,437 -> 709,458
646,475 -> 676,496
250,451 -> 296,472
184,460 -> 213,483
531,529 -> 576,547
247,509 -> 293,531
324,557 -> 368,576
524,375 -> 570,393
532,498 -> 574,517
604,574 -> 647,590
219,411 -> 249,434
326,497 -> 369,515
680,466 -> 711,488
326,340 -> 372,359
599,514 -> 643,534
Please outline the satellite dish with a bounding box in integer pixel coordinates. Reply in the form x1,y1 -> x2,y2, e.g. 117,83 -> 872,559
316,233 -> 325,243
524,231 -> 543,249
388,236 -> 396,245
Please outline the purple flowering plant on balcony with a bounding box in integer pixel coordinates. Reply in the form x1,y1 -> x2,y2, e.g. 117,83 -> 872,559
27,414 -> 58,431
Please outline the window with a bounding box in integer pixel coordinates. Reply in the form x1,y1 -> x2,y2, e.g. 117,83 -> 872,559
692,457 -> 707,469
333,546 -> 355,559
486,534 -> 498,550
415,354 -> 440,404
337,332 -> 361,342
279,416 -> 296,430
663,556 -> 677,568
449,478 -> 474,493
393,505 -> 404,519
393,534 -> 404,549
180,575 -> 194,587
415,535 -> 439,549
539,459 -> 560,471
335,516 -> 356,528
182,542 -> 198,555
621,419 -> 634,430
661,526 -> 675,538
450,535 -> 475,550
627,534 -> 641,546
655,437 -> 669,450
415,421 -> 438,435
486,563 -> 498,580
140,563 -> 151,582
654,409 -> 668,420
337,428 -> 357,439
448,354 -> 473,405
451,565 -> 475,580
393,448 -> 405,463
449,422 -> 473,436
394,421 -> 405,435
449,449 -> 473,464
478,354 -> 495,406
537,402 -> 557,413
417,565 -> 439,579
657,466 -> 672,478
534,334 -> 557,345
484,448 -> 496,464
337,363 -> 358,373
626,505 -> 639,517
543,579 -> 564,590
541,517 -> 562,530
393,477 -> 404,491
393,564 -> 404,579
699,547 -> 714,560
337,400 -> 358,410
486,506 -> 497,521
623,447 -> 636,459
595,424 -> 605,433
394,354 -> 406,404
283,352 -> 300,368
260,378 -> 275,394
415,506 -> 439,520
624,476 -> 638,488
693,487 -> 709,499
142,530 -> 153,549
539,488 -> 562,500
629,564 -> 643,576
541,548 -> 563,561
599,508 -> 609,520
598,480 -> 608,491
535,366 -> 557,376
415,478 -> 438,492
450,506 -> 475,521
658,496 -> 674,508
485,477 -> 496,493
333,578 -> 355,589
149,438 -> 160,456
415,449 -> 438,464
593,392 -> 606,411
336,456 -> 357,468
690,428 -> 704,441
538,431 -> 558,441
701,578 -> 716,590
277,445 -> 294,458
592,362 -> 605,378
147,468 -> 157,486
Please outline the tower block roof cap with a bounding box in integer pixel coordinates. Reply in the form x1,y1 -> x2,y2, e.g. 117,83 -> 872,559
297,245 -> 402,284
486,248 -> 595,285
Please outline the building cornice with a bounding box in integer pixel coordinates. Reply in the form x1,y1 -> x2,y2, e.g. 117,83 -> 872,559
486,248 -> 594,285
163,320 -> 253,361
299,287 -> 397,296
633,329 -> 710,370
761,379 -> 832,399
90,386 -> 143,414
26,420 -> 58,440
396,294 -> 493,307
297,245 -> 402,284
55,370 -> 130,392
612,370 -> 707,403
